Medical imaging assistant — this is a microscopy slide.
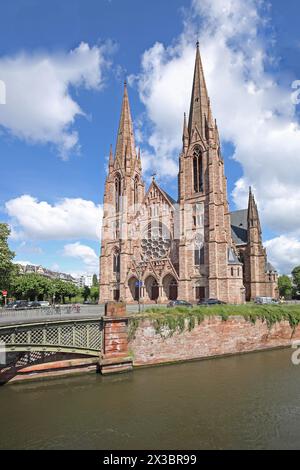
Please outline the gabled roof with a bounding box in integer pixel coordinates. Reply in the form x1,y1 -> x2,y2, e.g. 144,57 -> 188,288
143,179 -> 176,208
230,209 -> 248,245
159,187 -> 177,205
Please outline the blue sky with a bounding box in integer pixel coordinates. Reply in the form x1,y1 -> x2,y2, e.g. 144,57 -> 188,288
1,0 -> 300,275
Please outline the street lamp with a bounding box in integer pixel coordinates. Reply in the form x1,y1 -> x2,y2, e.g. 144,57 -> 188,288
132,257 -> 143,314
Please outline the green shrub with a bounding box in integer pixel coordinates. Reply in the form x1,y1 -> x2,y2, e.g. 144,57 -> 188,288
128,304 -> 300,340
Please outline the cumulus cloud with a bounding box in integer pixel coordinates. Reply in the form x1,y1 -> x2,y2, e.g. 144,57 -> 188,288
6,195 -> 102,241
13,260 -> 36,267
63,242 -> 99,273
0,42 -> 110,157
133,0 -> 300,272
265,236 -> 300,274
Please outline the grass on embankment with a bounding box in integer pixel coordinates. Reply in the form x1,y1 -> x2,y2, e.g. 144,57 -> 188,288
128,304 -> 300,339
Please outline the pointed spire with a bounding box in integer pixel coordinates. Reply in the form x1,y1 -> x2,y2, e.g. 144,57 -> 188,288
188,42 -> 210,141
109,144 -> 114,167
248,187 -> 262,236
115,81 -> 136,165
182,112 -> 189,150
137,147 -> 142,171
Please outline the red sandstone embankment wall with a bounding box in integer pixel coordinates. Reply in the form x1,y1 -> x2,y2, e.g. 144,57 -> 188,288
129,316 -> 300,366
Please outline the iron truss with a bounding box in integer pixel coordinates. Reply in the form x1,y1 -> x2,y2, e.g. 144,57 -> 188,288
0,318 -> 103,356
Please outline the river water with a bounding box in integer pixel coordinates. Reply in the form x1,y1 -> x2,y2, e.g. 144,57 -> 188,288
0,348 -> 300,450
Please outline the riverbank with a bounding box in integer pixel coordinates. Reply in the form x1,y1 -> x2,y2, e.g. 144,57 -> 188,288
2,304 -> 300,385
128,304 -> 300,367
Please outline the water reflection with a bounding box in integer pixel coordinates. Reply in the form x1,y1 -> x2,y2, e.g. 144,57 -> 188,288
0,348 -> 299,450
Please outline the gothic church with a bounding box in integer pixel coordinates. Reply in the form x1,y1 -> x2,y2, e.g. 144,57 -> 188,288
99,44 -> 278,304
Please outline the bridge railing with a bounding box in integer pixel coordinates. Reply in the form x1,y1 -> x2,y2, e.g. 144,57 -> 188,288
0,305 -> 104,324
0,317 -> 104,356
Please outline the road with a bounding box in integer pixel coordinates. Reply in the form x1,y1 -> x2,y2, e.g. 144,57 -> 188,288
0,304 -> 163,326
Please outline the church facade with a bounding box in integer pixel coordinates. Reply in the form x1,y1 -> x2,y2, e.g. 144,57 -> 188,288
99,44 -> 278,304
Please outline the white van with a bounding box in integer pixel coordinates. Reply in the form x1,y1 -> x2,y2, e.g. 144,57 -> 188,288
255,297 -> 275,304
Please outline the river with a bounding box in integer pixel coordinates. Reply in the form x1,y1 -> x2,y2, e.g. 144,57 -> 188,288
0,348 -> 300,450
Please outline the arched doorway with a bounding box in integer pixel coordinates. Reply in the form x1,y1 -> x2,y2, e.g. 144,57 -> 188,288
128,276 -> 139,301
145,276 -> 159,302
163,274 -> 178,301
195,282 -> 205,301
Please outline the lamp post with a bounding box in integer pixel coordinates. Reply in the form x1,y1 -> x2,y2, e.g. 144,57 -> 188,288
132,257 -> 143,314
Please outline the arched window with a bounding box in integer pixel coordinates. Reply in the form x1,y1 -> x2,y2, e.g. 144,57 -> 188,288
134,176 -> 139,206
115,174 -> 121,213
113,250 -> 120,275
193,146 -> 203,193
194,246 -> 204,266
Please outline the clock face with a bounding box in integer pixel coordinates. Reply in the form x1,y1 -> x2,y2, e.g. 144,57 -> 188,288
141,236 -> 171,261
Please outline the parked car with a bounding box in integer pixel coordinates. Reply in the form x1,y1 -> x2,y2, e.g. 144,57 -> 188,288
28,301 -> 41,308
39,301 -> 50,308
13,300 -> 29,310
167,300 -> 193,308
198,298 -> 227,306
5,302 -> 17,309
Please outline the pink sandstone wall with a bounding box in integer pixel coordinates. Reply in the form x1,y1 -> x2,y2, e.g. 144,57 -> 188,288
129,315 -> 300,366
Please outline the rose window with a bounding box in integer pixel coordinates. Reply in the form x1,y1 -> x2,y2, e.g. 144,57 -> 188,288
141,223 -> 171,260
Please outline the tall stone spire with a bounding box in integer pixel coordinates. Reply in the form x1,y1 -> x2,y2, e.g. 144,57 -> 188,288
115,81 -> 136,163
248,187 -> 262,236
188,42 -> 210,140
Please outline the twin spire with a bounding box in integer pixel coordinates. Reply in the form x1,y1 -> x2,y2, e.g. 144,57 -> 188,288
187,41 -> 211,142
114,81 -> 137,164
112,43 -> 213,166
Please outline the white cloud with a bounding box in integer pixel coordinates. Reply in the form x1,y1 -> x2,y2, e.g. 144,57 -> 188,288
133,0 -> 300,272
13,260 -> 36,267
0,42 -> 110,157
265,236 -> 300,274
6,195 -> 102,241
63,242 -> 99,273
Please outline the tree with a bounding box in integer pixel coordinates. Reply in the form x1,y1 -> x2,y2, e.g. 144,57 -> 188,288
292,266 -> 300,292
278,275 -> 293,299
92,274 -> 98,287
90,286 -> 99,303
0,223 -> 16,292
81,286 -> 91,302
48,279 -> 79,304
11,274 -> 51,300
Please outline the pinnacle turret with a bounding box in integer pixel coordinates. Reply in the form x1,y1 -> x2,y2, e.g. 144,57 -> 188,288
248,187 -> 262,237
109,144 -> 114,167
182,112 -> 189,150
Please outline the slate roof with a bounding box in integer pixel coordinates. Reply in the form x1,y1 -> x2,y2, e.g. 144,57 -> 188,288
159,187 -> 177,206
266,261 -> 277,273
230,209 -> 248,246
